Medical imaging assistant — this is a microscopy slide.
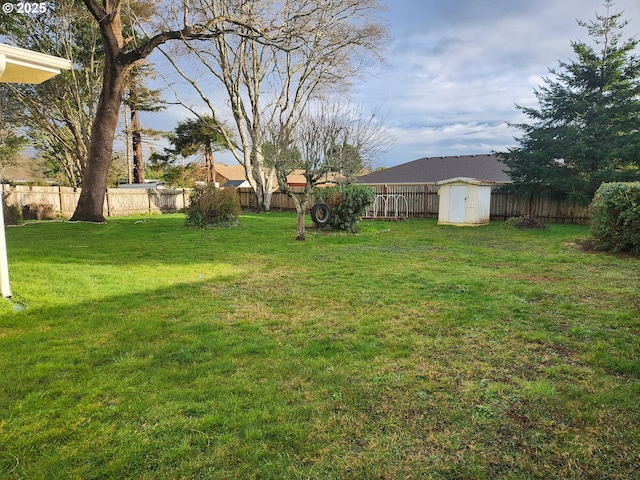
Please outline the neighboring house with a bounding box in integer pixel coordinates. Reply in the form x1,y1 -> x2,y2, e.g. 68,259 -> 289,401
285,170 -> 344,187
0,160 -> 47,184
356,154 -> 512,186
214,163 -> 251,188
214,163 -> 342,188
285,170 -> 307,188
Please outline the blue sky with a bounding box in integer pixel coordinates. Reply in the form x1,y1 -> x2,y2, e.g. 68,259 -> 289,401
147,0 -> 640,169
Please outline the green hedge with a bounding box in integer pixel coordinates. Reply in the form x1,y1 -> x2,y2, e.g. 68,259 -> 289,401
185,185 -> 240,228
315,184 -> 374,233
590,182 -> 640,255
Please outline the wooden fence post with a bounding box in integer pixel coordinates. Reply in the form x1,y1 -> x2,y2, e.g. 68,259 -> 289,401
105,189 -> 111,218
424,184 -> 429,218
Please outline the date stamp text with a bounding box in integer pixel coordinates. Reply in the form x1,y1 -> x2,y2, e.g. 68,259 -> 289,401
2,2 -> 52,15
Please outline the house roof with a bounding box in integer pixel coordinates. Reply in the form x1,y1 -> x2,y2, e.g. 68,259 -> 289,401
214,163 -> 344,187
356,154 -> 511,185
225,179 -> 251,188
287,170 -> 345,186
215,163 -> 246,183
214,163 -> 306,186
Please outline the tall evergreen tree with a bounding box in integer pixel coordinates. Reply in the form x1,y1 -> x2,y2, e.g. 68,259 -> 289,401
164,116 -> 232,185
124,64 -> 166,184
500,1 -> 640,205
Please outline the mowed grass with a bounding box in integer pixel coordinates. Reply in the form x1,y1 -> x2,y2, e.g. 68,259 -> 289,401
0,213 -> 638,479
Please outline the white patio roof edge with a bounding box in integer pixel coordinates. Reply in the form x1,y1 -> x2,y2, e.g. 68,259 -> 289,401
0,43 -> 72,84
0,43 -> 72,299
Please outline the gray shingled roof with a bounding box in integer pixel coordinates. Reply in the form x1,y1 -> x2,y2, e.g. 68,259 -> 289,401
357,154 -> 512,185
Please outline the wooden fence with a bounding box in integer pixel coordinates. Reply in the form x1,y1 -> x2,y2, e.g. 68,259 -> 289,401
237,186 -> 591,224
2,184 -> 190,218
2,184 -> 591,224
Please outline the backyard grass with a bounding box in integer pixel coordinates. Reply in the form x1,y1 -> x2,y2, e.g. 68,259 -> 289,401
0,212 -> 638,479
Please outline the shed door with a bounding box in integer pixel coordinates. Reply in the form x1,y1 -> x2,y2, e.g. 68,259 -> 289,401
449,185 -> 467,223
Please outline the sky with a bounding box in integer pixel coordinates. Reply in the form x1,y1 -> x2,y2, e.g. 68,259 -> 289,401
359,0 -> 640,167
146,0 -> 640,169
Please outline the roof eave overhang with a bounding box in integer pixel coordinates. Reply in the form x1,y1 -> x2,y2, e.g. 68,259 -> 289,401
0,43 -> 72,84
436,177 -> 497,186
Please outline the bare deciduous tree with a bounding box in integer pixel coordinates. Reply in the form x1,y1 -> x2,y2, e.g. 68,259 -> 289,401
269,102 -> 394,240
162,0 -> 388,211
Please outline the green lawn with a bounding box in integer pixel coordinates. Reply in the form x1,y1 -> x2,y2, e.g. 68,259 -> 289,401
0,213 -> 638,479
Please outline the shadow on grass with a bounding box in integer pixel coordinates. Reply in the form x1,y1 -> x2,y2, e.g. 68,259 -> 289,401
0,276 -> 336,479
2,276 -> 640,478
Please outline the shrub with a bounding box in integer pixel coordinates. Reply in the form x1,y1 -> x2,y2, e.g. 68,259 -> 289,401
315,184 -> 374,233
590,182 -> 640,255
22,203 -> 56,221
3,195 -> 21,226
185,185 -> 240,228
503,215 -> 547,230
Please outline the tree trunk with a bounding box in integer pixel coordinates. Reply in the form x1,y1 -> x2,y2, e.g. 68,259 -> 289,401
288,190 -> 308,241
264,188 -> 274,212
264,168 -> 276,211
131,108 -> 144,184
71,61 -> 127,222
205,143 -> 215,184
124,103 -> 132,184
252,174 -> 271,212
296,205 -> 306,241
253,172 -> 277,212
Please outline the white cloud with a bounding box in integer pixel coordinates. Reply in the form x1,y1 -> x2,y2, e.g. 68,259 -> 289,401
357,0 -> 640,167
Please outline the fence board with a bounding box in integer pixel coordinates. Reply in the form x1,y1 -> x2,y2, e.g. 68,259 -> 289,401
237,187 -> 315,211
489,192 -> 590,224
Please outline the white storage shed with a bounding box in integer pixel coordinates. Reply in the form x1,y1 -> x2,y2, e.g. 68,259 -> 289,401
436,177 -> 495,226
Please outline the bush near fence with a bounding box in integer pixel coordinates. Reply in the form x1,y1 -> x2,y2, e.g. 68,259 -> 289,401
590,182 -> 640,254
2,184 -> 590,224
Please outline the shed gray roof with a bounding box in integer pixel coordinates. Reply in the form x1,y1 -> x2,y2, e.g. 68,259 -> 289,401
357,154 -> 511,185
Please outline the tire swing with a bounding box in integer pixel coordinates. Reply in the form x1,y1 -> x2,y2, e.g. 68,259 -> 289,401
310,202 -> 331,228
